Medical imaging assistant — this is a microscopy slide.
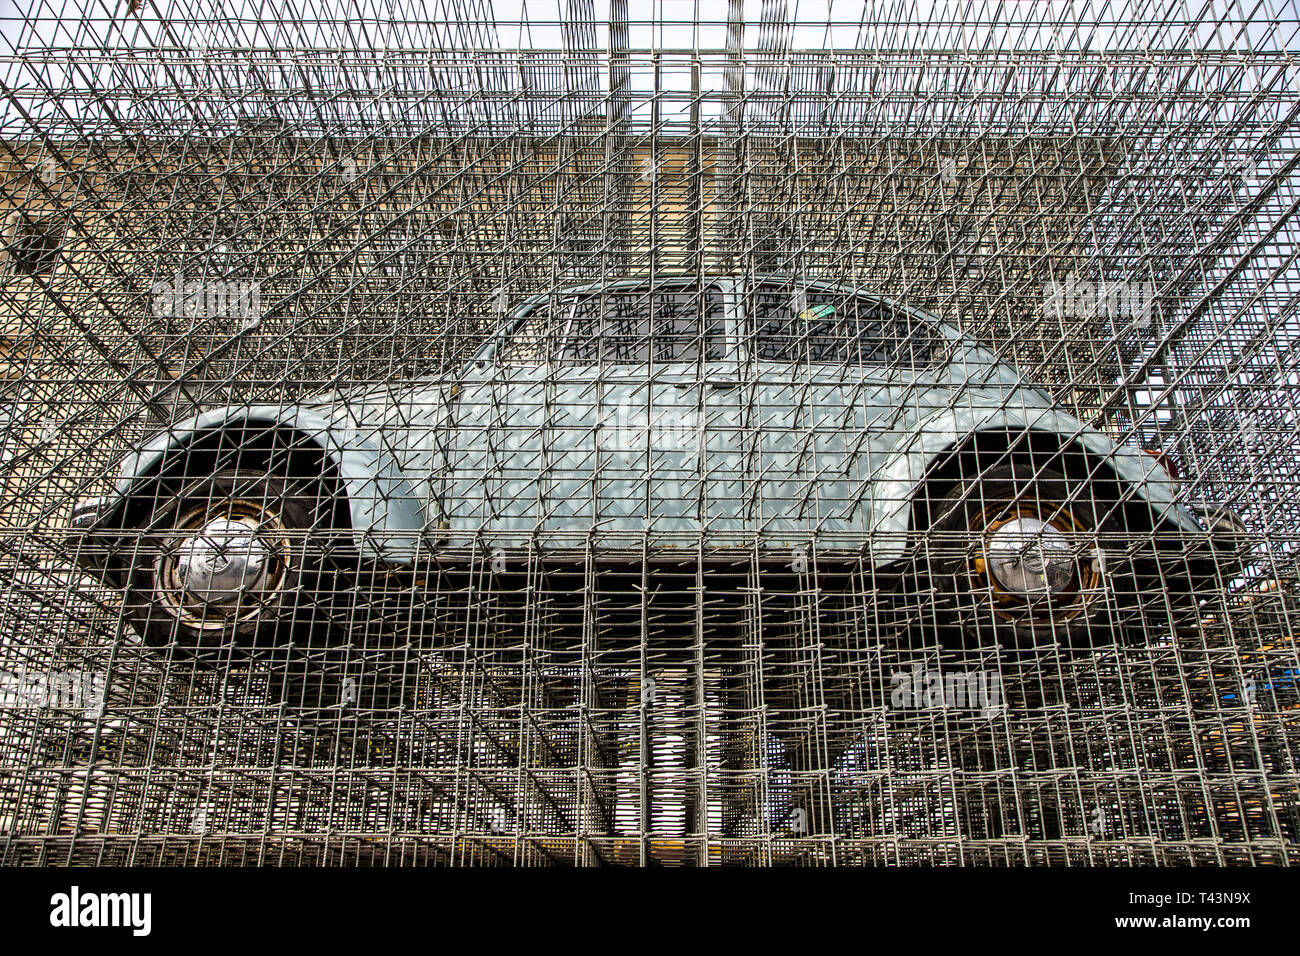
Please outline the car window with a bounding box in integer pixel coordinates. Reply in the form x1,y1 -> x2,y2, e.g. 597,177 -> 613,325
493,309 -> 555,364
746,286 -> 941,368
496,286 -> 726,365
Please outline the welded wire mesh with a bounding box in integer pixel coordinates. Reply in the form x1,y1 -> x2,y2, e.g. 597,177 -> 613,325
0,0 -> 1298,866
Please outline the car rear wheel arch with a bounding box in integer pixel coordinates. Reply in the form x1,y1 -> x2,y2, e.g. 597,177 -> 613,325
897,428 -> 1184,647
908,428 -> 1157,542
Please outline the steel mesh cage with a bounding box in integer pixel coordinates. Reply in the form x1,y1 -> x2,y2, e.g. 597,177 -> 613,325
0,0 -> 1298,866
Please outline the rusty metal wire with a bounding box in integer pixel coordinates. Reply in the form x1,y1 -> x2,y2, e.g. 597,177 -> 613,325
0,0 -> 1297,866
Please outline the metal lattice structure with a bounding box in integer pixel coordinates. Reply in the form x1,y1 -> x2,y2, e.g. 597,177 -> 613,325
1,0 -> 1299,866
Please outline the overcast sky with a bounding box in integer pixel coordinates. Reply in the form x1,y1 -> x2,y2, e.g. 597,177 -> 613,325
2,0 -> 1296,56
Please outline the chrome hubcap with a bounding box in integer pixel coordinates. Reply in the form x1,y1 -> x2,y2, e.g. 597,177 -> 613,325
154,498 -> 292,628
174,516 -> 272,606
984,515 -> 1077,600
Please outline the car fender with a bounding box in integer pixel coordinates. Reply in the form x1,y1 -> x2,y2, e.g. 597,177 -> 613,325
99,404 -> 427,566
868,404 -> 1200,561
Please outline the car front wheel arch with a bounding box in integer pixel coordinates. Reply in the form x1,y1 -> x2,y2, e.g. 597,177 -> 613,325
109,425 -> 356,654
114,422 -> 352,543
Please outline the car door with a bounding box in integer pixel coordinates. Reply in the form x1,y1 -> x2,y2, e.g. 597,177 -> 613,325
443,281 -> 734,549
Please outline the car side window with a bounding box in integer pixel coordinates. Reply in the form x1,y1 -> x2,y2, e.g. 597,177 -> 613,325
493,291 -> 573,364
560,288 -> 726,365
495,288 -> 726,365
748,286 -> 940,368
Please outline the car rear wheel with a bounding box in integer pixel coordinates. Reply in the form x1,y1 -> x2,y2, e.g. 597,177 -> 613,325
918,462 -> 1124,649
119,467 -> 338,653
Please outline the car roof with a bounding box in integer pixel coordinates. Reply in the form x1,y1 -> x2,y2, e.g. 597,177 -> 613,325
498,273 -> 965,343
460,274 -> 1016,379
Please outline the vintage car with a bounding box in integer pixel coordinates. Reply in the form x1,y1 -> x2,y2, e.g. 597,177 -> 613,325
69,275 -> 1243,652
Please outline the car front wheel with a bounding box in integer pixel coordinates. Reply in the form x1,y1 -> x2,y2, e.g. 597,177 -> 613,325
119,467 -> 338,653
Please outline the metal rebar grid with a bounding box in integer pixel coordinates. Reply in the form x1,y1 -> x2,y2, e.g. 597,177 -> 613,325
0,1 -> 1297,866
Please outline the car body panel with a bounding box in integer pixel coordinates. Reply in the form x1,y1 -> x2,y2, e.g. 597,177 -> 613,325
103,404 -> 429,564
81,276 -> 1207,568
871,406 -> 1196,559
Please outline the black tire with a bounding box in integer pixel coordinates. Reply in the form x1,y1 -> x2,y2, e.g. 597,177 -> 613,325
913,461 -> 1129,651
117,466 -> 341,655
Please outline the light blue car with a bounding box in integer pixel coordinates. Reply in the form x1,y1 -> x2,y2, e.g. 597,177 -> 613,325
71,275 -> 1238,651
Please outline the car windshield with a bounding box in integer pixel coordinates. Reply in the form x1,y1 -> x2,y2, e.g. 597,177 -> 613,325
747,286 -> 941,368
497,286 -> 727,365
